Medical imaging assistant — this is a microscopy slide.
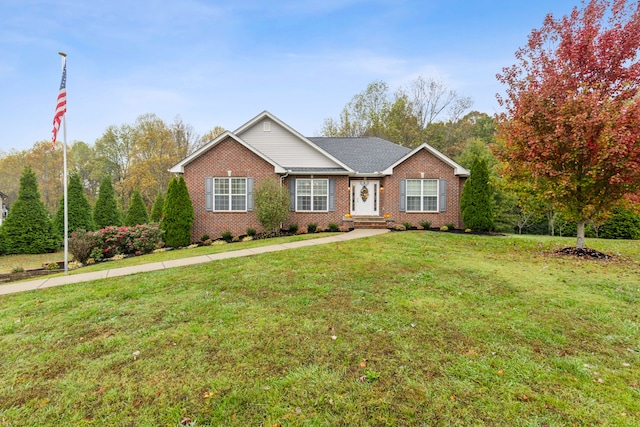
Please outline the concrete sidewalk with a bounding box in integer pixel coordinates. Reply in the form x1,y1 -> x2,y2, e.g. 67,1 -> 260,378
0,229 -> 389,297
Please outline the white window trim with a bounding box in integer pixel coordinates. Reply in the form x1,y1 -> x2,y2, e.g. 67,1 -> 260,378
295,178 -> 329,212
406,179 -> 439,213
213,177 -> 247,212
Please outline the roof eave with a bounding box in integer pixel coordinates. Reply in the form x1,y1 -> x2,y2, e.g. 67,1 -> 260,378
235,111 -> 355,173
382,143 -> 470,177
167,130 -> 286,174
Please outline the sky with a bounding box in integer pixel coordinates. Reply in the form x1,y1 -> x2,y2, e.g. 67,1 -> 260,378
1,0 -> 581,152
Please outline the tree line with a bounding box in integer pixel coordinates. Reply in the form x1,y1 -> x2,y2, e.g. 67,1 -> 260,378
0,114 -> 222,215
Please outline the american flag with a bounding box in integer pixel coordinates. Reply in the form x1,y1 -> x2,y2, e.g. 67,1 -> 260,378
52,57 -> 67,150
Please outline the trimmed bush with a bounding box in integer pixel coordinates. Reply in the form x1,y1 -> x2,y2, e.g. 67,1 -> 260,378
461,157 -> 494,231
162,176 -> 194,247
221,231 -> 233,242
419,220 -> 432,229
0,167 -> 58,254
150,191 -> 164,223
125,190 -> 149,226
246,228 -> 257,237
69,223 -> 163,263
403,221 -> 413,230
94,176 -> 122,228
288,223 -> 299,234
53,172 -> 95,239
307,223 -> 318,233
327,222 -> 339,232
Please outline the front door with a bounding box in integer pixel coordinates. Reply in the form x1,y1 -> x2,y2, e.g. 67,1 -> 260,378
351,180 -> 379,216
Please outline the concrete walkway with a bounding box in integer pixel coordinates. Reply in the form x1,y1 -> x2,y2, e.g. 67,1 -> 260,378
0,229 -> 389,297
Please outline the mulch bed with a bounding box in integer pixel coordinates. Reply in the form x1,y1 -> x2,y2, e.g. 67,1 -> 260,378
553,247 -> 612,259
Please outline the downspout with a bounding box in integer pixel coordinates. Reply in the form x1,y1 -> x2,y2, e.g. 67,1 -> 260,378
279,171 -> 290,231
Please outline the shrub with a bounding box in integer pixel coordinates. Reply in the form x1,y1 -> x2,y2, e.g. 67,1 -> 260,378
246,228 -> 257,237
201,234 -> 210,242
162,175 -> 194,247
403,222 -> 413,230
327,222 -> 339,232
69,223 -> 163,263
94,175 -> 122,228
307,223 -> 318,233
0,167 -> 58,254
254,177 -> 290,234
125,189 -> 149,226
68,229 -> 99,264
440,225 -> 449,231
445,223 -> 456,230
127,223 -> 163,254
288,223 -> 299,234
600,207 -> 640,240
221,231 -> 233,242
44,262 -> 60,271
461,157 -> 494,231
420,220 -> 432,229
150,191 -> 165,223
53,173 -> 95,240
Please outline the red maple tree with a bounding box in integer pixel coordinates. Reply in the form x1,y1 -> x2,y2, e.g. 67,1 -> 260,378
496,0 -> 640,248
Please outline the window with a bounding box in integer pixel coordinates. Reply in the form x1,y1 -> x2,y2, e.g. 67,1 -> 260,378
406,179 -> 438,212
214,177 -> 247,211
296,179 -> 328,211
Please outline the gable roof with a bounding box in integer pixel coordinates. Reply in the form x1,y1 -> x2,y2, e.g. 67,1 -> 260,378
169,111 -> 469,178
382,143 -> 470,177
308,137 -> 410,174
234,111 -> 353,172
168,131 -> 287,174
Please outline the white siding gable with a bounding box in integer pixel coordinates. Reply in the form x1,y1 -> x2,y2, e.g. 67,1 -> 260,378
238,118 -> 341,169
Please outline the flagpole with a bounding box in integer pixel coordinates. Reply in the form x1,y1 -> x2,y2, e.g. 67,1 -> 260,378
59,52 -> 69,275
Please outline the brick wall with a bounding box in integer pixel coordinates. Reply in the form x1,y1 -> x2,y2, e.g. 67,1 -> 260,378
182,137 -> 467,240
380,149 -> 466,228
183,137 -> 279,240
283,175 -> 350,231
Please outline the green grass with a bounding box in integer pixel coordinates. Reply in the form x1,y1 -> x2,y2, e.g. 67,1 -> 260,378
1,232 -> 639,426
0,232 -> 338,276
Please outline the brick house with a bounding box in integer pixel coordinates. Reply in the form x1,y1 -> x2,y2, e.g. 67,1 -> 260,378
169,111 -> 469,241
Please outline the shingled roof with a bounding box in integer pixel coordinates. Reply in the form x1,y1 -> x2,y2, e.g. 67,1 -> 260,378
307,137 -> 411,174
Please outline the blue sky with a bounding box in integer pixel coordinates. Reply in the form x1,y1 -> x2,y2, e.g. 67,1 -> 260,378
1,0 -> 580,152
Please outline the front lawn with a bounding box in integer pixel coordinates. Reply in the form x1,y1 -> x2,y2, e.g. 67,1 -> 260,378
0,232 -> 638,426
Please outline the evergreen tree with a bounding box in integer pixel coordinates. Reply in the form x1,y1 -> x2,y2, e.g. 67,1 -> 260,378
0,167 -> 58,254
125,189 -> 149,226
93,175 -> 122,229
461,157 -> 494,231
150,191 -> 164,223
161,175 -> 194,247
53,173 -> 94,239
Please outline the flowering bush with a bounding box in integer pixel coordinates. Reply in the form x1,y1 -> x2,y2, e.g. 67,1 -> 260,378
69,223 -> 163,263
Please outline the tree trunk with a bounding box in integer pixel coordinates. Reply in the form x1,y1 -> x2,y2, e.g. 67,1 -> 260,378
576,220 -> 586,249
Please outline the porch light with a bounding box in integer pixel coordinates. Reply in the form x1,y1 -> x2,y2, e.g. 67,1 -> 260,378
380,186 -> 384,192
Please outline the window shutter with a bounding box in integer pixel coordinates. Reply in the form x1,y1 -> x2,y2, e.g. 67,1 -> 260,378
247,178 -> 254,211
328,178 -> 336,211
439,179 -> 447,212
205,177 -> 213,211
399,180 -> 406,212
289,178 -> 296,211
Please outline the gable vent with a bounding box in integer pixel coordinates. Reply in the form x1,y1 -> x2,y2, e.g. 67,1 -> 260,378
263,121 -> 271,132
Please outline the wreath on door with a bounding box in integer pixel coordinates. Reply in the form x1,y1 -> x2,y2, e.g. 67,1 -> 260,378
360,185 -> 369,202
